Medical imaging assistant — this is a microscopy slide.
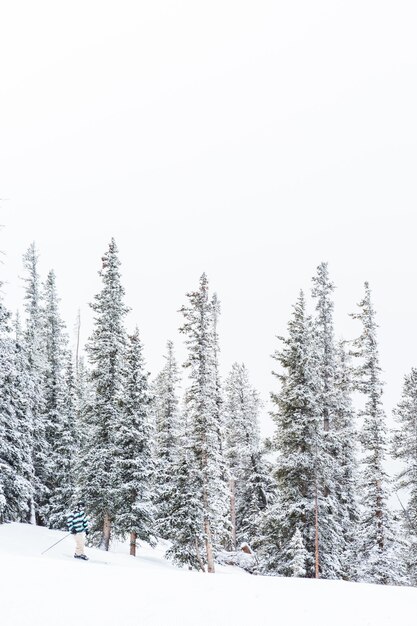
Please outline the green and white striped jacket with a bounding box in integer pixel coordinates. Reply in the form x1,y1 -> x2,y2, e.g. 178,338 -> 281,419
67,509 -> 89,534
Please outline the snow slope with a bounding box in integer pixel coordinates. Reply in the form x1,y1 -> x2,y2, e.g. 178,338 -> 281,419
0,523 -> 415,626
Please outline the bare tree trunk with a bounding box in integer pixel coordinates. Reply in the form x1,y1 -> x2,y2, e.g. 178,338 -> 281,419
229,478 -> 236,551
130,531 -> 137,556
101,512 -> 111,551
204,518 -> 215,573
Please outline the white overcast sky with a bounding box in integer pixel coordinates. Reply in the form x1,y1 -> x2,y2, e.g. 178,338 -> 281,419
1,1 -> 416,434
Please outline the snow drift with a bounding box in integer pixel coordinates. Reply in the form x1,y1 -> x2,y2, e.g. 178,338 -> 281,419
0,523 -> 415,626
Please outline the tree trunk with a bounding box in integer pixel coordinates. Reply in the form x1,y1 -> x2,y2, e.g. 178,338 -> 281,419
130,531 -> 137,556
101,512 -> 111,551
204,518 -> 215,573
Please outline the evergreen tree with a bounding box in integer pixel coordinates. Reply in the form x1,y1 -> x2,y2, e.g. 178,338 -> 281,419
41,270 -> 69,526
211,293 -> 226,468
112,328 -> 155,555
79,238 -> 129,550
224,362 -> 273,548
392,367 -> 417,585
153,340 -> 181,539
334,342 -> 360,580
286,528 -> 308,577
0,484 -> 5,522
2,315 -> 34,522
0,290 -> 17,522
351,282 -> 401,584
164,437 -> 206,571
178,273 -> 229,572
0,307 -> 33,524
75,356 -> 92,453
47,352 -> 79,529
259,291 -> 319,577
310,263 -> 346,579
255,498 -> 283,574
22,243 -> 47,524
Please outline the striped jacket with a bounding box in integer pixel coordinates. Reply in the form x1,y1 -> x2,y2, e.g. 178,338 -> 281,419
67,509 -> 89,534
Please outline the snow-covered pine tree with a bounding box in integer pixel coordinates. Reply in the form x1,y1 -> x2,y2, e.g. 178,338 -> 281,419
164,390 -> 207,570
211,293 -> 226,468
22,243 -> 47,525
6,315 -> 35,522
255,496 -> 283,574
334,341 -> 360,580
0,286 -> 17,522
75,356 -> 92,453
41,270 -> 69,526
164,433 -> 207,571
179,273 -> 229,572
153,340 -> 181,539
112,328 -> 155,555
210,292 -> 229,548
224,362 -> 273,548
392,367 -> 417,585
351,282 -> 403,584
0,306 -> 33,524
258,291 -> 319,577
310,262 -> 345,579
0,484 -> 5,522
79,238 -> 129,550
285,528 -> 308,577
47,352 -> 79,529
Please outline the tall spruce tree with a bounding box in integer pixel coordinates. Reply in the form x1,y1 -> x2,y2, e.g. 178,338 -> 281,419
1,314 -> 35,523
179,273 -> 229,572
392,367 -> 417,584
75,356 -> 92,453
79,238 -> 129,550
224,362 -> 273,548
0,288 -> 16,522
334,341 -> 360,579
112,328 -> 155,555
211,293 -> 226,469
0,304 -> 33,524
310,263 -> 345,579
351,282 -> 402,584
153,340 -> 181,539
47,352 -> 79,529
259,291 -> 319,577
41,270 -> 69,526
164,431 -> 207,571
8,315 -> 35,521
22,243 -> 47,524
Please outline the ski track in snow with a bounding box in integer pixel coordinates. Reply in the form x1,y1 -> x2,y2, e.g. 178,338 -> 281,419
0,523 -> 416,626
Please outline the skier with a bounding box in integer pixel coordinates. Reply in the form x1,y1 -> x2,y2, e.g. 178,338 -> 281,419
67,500 -> 89,560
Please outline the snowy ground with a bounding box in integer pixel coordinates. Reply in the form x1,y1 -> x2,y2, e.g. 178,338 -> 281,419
0,523 -> 416,626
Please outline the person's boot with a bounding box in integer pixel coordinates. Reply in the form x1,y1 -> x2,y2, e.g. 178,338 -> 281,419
74,554 -> 89,560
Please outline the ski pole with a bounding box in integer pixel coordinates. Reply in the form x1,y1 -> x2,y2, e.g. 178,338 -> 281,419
41,533 -> 71,555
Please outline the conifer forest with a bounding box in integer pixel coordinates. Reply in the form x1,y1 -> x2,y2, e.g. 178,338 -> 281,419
1,238 -> 416,586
